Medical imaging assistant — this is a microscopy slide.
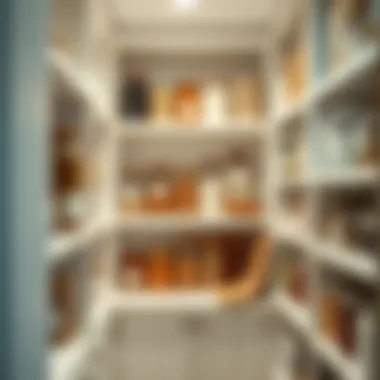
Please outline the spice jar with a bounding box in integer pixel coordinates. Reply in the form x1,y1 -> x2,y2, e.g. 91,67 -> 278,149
147,246 -> 173,290
173,82 -> 201,125
200,157 -> 223,218
202,80 -> 228,126
176,244 -> 200,289
144,166 -> 174,213
224,149 -> 256,216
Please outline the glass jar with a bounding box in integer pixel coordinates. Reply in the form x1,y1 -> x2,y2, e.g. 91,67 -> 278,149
320,288 -> 341,343
173,82 -> 201,125
229,76 -> 260,121
120,251 -> 146,291
202,80 -> 228,126
199,157 -> 223,219
224,150 -> 256,216
121,74 -> 150,119
150,81 -> 173,124
202,239 -> 222,288
120,169 -> 142,214
50,266 -> 78,345
176,244 -> 200,289
144,167 -> 174,213
147,246 -> 173,290
172,167 -> 199,214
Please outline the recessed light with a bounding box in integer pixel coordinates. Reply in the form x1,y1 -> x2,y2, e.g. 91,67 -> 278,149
171,0 -> 198,12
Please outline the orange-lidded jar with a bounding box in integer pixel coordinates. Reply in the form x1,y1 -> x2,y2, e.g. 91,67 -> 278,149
172,166 -> 199,214
147,246 -> 173,290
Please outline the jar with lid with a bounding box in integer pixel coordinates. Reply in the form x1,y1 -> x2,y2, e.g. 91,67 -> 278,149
173,82 -> 201,125
176,243 -> 200,289
119,168 -> 143,214
143,166 -> 174,214
199,157 -> 223,219
146,246 -> 173,290
172,165 -> 199,214
202,80 -> 228,126
223,149 -> 256,216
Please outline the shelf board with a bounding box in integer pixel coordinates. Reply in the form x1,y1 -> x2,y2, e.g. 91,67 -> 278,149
113,291 -> 220,313
49,49 -> 111,121
314,337 -> 361,380
275,47 -> 380,127
118,120 -> 264,141
118,215 -> 263,234
273,223 -> 379,284
281,168 -> 379,191
272,292 -> 310,333
48,219 -> 114,264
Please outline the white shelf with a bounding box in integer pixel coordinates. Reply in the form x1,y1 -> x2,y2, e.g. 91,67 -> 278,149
48,219 -> 114,264
314,337 -> 362,380
113,291 -> 220,313
275,48 -> 380,127
281,168 -> 378,191
272,292 -> 310,333
273,223 -> 379,284
118,120 -> 264,141
49,49 -> 111,121
118,215 -> 263,234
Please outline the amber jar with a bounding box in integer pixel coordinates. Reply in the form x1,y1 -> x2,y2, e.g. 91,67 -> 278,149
172,167 -> 199,214
146,246 -> 173,290
51,268 -> 78,345
339,293 -> 358,356
176,244 -> 200,289
291,265 -> 307,303
224,149 -> 257,216
202,239 -> 222,288
144,167 -> 174,213
173,82 -> 201,125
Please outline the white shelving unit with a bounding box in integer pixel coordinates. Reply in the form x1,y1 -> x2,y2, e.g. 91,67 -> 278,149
47,1 -> 380,380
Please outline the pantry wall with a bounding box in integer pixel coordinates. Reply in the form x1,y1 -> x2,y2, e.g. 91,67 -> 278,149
48,1 -> 380,380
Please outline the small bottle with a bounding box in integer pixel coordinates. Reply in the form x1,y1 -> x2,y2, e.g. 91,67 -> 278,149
224,149 -> 257,216
120,74 -> 150,120
147,246 -> 173,290
173,82 -> 201,125
199,157 -> 223,219
202,80 -> 228,126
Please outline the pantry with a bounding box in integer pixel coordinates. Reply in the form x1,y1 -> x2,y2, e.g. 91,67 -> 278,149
40,0 -> 380,379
